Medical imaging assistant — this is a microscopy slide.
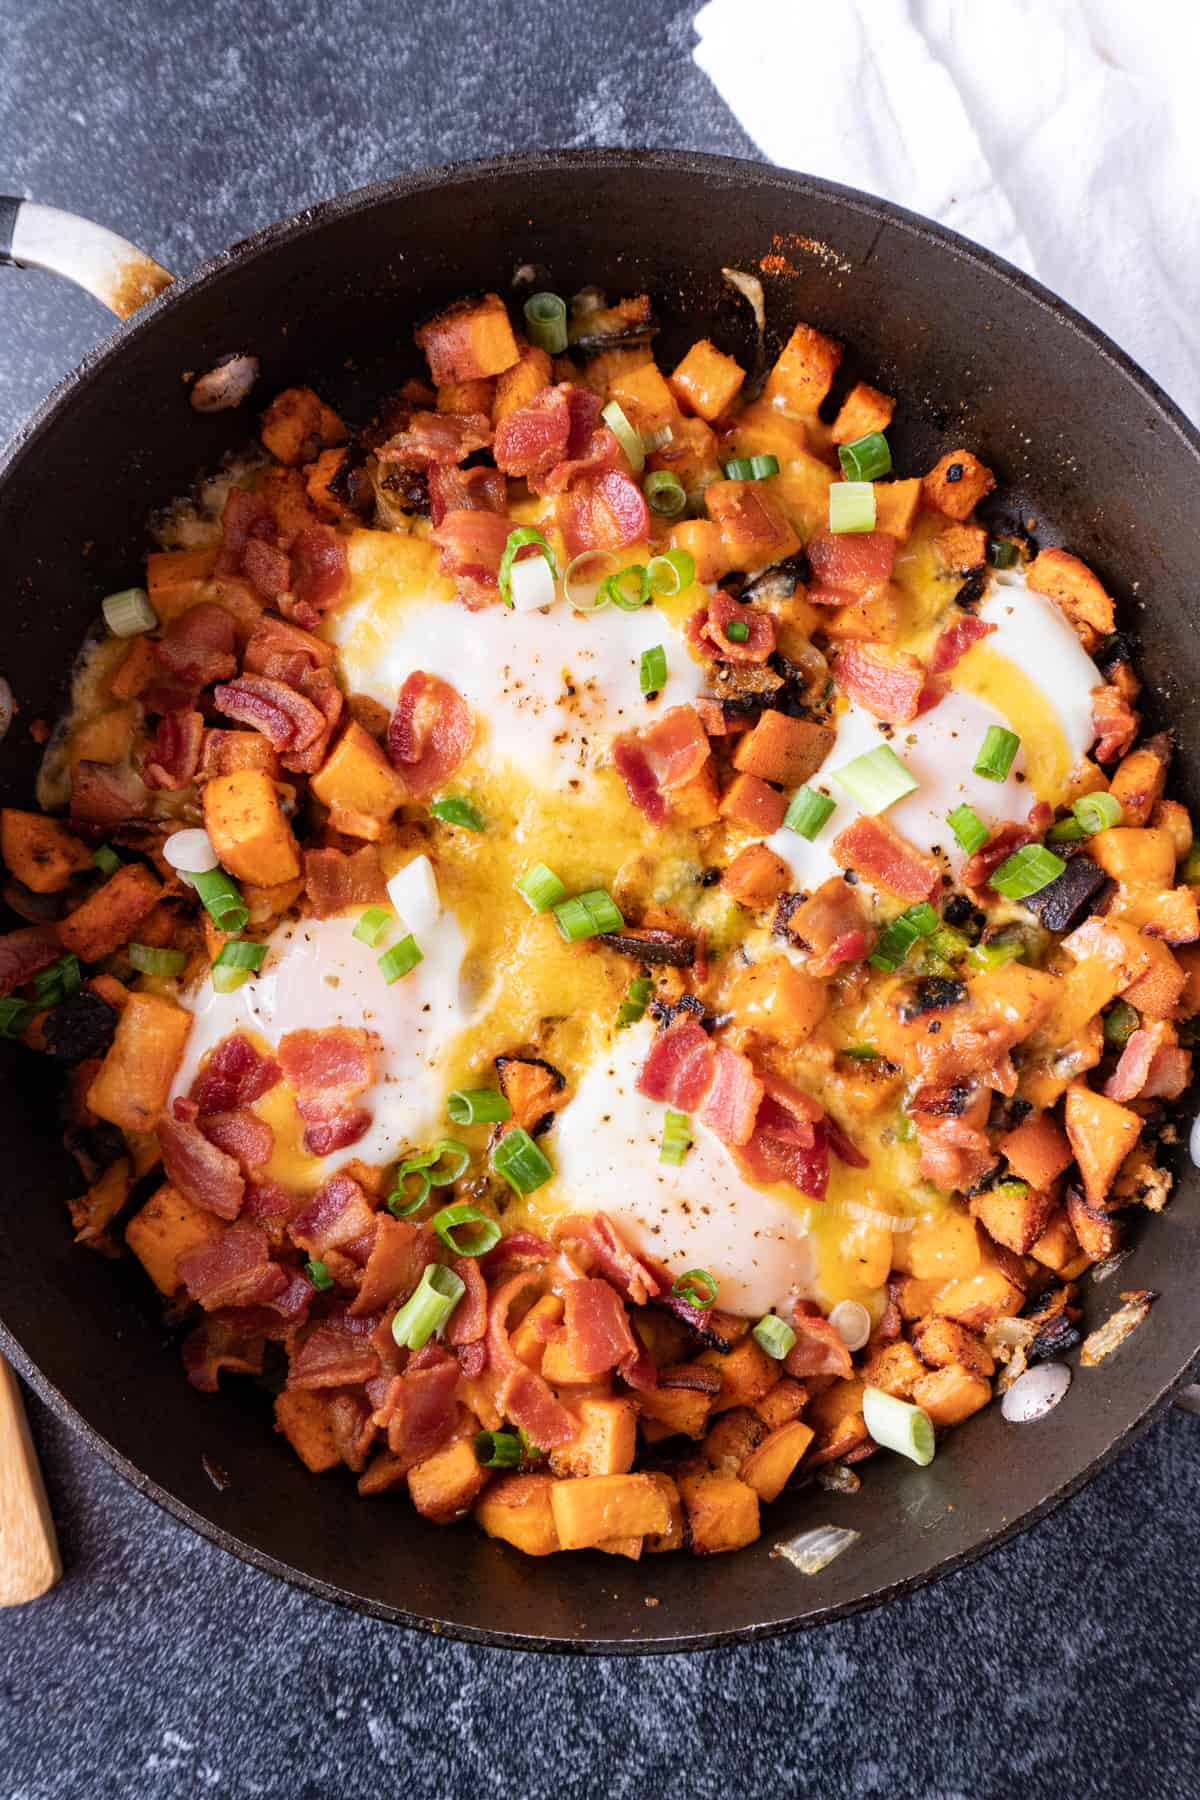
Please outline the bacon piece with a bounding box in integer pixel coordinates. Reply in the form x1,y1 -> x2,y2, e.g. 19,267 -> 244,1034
562,1277 -> 640,1377
349,1216 -> 437,1316
783,1307 -> 853,1379
536,427 -> 625,499
825,1116 -> 869,1169
962,803 -> 1053,894
159,1107 -> 245,1220
835,644 -> 926,724
569,1212 -> 667,1305
806,529 -> 896,598
1105,1023 -> 1192,1102
142,709 -> 205,791
1091,682 -> 1140,763
241,1179 -> 304,1235
499,1362 -> 577,1448
243,615 -> 333,681
278,1025 -> 372,1097
478,1230 -> 554,1282
378,410 -> 492,467
386,671 -> 473,799
916,1114 -> 995,1192
930,614 -> 996,674
284,526 -> 349,630
177,1221 -> 286,1311
637,1018 -> 716,1112
213,673 -> 326,753
612,704 -> 711,824
832,815 -> 941,904
200,1108 -> 274,1173
218,486 -> 279,578
445,1253 -> 488,1351
156,603 -> 238,690
612,738 -> 667,826
778,876 -> 872,976
431,508 -> 512,605
698,1045 -> 764,1148
427,463 -> 507,527
279,667 -> 342,776
300,1106 -> 373,1156
0,925 -> 63,997
559,469 -> 650,557
487,1268 -> 543,1370
493,383 -> 573,478
181,1315 -> 266,1392
191,1033 -> 281,1114
303,844 -> 387,918
738,1076 -> 828,1198
701,592 -> 777,665
288,1171 -> 376,1256
288,1311 -> 382,1390
242,537 -> 291,600
376,1352 -> 461,1464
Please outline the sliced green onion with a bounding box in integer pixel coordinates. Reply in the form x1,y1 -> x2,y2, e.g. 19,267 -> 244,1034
92,845 -> 121,876
647,548 -> 695,595
211,964 -> 251,995
784,786 -> 835,840
517,1427 -> 545,1462
989,844 -> 1067,901
523,291 -> 567,354
640,644 -> 668,695
102,586 -> 157,637
837,432 -> 892,483
552,888 -> 624,942
447,1088 -> 512,1127
617,975 -> 653,1029
432,1201 -> 501,1258
644,470 -> 687,518
430,795 -> 485,833
191,867 -> 249,934
603,564 -> 650,612
352,905 -> 393,947
34,955 -> 82,1004
491,1126 -> 554,1196
834,743 -> 918,814
0,997 -> 35,1039
986,535 -> 1019,570
305,1259 -> 334,1292
1183,845 -> 1200,884
601,400 -> 645,473
869,902 -> 940,973
391,1263 -> 465,1351
128,944 -> 187,978
474,1430 -> 522,1469
841,1043 -> 880,1060
724,618 -> 750,643
563,550 -> 615,614
515,862 -> 567,913
924,924 -> 971,970
752,1314 -> 797,1360
967,938 -> 1024,973
498,527 -> 558,610
947,804 -> 988,856
722,457 -> 755,480
213,939 -> 268,974
660,1109 -> 693,1168
749,454 -> 780,479
862,1385 -> 935,1466
387,1169 -> 431,1217
1103,999 -> 1140,1047
1047,816 -> 1087,844
973,725 -> 1020,782
671,1267 -> 716,1309
829,481 -> 877,534
419,1139 -> 470,1186
1073,791 -> 1122,835
378,934 -> 423,983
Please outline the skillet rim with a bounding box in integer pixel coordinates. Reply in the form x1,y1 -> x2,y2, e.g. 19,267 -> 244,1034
2,146 -> 1199,1653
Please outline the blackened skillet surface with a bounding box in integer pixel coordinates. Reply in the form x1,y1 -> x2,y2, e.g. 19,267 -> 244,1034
1,151 -> 1199,1652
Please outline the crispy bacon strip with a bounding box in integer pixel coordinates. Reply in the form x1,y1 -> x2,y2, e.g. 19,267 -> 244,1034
0,925 -> 64,997
213,673 -> 327,752
783,1306 -> 853,1379
493,383 -> 574,479
142,709 -> 205,791
386,671 -> 473,798
177,1222 -> 286,1311
612,704 -> 711,824
350,1217 -> 437,1316
181,1316 -> 266,1392
288,1311 -> 382,1390
562,1277 -> 640,1377
1091,682 -> 1140,763
832,815 -> 941,904
558,469 -> 649,557
806,528 -> 896,600
278,1027 -> 374,1158
835,644 -> 925,724
160,1106 -> 245,1220
243,615 -> 333,682
303,845 -> 387,919
445,1253 -> 489,1353
431,508 -> 512,607
191,1033 -> 281,1114
279,667 -> 343,776
930,614 -> 995,674
377,410 -> 492,467
637,1018 -> 716,1112
700,592 -> 777,665
377,1353 -> 461,1465
963,804 -> 1053,894
287,1173 -> 377,1256
218,487 -> 279,580
199,1108 -> 274,1173
1105,1023 -> 1192,1102
427,463 -> 507,526
155,603 -> 238,689
287,526 -> 349,630
697,1045 -> 764,1148
737,1076 -> 828,1199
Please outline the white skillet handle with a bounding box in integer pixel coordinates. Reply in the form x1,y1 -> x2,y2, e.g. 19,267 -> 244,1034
0,196 -> 173,318
0,1358 -> 61,1604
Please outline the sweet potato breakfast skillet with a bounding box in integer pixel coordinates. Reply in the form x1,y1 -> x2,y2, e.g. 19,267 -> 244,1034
2,150 -> 1200,1653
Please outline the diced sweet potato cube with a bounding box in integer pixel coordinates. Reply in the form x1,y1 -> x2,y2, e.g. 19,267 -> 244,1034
1109,738 -> 1170,828
437,377 -> 494,416
1153,798 -> 1192,860
1090,825 -> 1176,890
896,1210 -> 981,1282
971,1183 -> 1055,1257
725,957 -> 828,1047
934,524 -> 987,571
1027,547 -> 1115,640
549,1473 -> 671,1550
669,339 -> 745,422
416,293 -> 519,385
201,729 -> 281,780
1064,1082 -> 1141,1207
718,771 -> 786,835
125,1182 -> 222,1295
203,769 -> 301,887
822,592 -> 900,643
721,843 -> 789,909
636,1363 -> 720,1440
309,721 -> 408,841
474,1472 -> 560,1556
642,1473 -> 685,1553
893,1275 -> 945,1320
739,1420 -> 814,1502
831,381 -> 894,445
88,993 -> 192,1134
911,1363 -> 991,1428
703,1406 -> 768,1473
858,1338 -> 926,1398
999,1110 -> 1073,1189
1066,1187 -> 1121,1261
1176,944 -> 1200,1016
1141,887 -> 1200,945
921,450 -> 995,521
631,1310 -> 692,1366
698,1335 -> 779,1414
732,712 -> 834,787
1,810 -> 93,893
409,1436 -> 491,1522
1029,1205 -> 1085,1275
911,1316 -> 995,1379
549,1398 -> 638,1479
146,547 -> 218,610
764,320 -> 843,413
109,637 -> 159,701
668,519 -> 727,584
540,1328 -> 606,1390
932,1256 -> 1026,1332
677,1467 -> 761,1554
705,480 -> 800,568
670,758 -> 722,827
274,1389 -> 341,1473
492,342 -> 552,424
607,360 -> 677,434
754,1377 -> 808,1429
260,386 -> 346,466
510,1294 -> 564,1372
57,862 -> 162,961
873,478 -> 921,540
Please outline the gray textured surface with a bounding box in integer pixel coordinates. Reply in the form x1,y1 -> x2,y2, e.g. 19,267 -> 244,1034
1,3 -> 1197,1795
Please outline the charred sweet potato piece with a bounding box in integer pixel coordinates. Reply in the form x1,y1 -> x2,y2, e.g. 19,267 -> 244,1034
911,1363 -> 991,1427
831,381 -> 894,445
1029,1205 -> 1089,1278
971,1182 -> 1056,1257
677,1466 -> 761,1554
1066,1186 -> 1122,1261
409,1437 -> 491,1523
495,1055 -> 566,1137
1,810 -> 93,893
637,1362 -> 720,1441
204,770 -> 301,888
57,863 -> 163,962
873,478 -> 922,540
549,1474 -> 672,1551
474,1472 -> 560,1556
911,1316 -> 995,1379
858,1337 -> 925,1398
721,843 -> 790,909
200,729 -> 281,780
1064,1082 -> 1142,1207
417,293 -> 520,385
739,1420 -> 814,1502
492,342 -> 552,424
550,1398 -> 638,1479
731,712 -> 834,787
718,771 -> 787,835
702,1406 -> 768,1473
934,524 -> 987,571
260,386 -> 346,466
125,1182 -> 223,1295
1027,547 -> 1115,641
669,339 -> 745,422
921,450 -> 995,522
698,1335 -> 779,1414
642,1473 -> 686,1553
274,1389 -> 341,1473
999,1110 -> 1073,1190
764,320 -> 843,413
87,993 -> 191,1133
1109,735 -> 1170,828
753,1377 -> 808,1430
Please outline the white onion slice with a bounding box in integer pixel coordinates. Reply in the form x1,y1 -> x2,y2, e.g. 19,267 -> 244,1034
0,677 -> 12,744
508,553 -> 557,613
1001,1361 -> 1072,1423
838,1198 -> 918,1232
1189,1111 -> 1200,1168
190,353 -> 260,413
163,828 -> 219,875
386,855 -> 440,937
776,1524 -> 861,1575
829,1300 -> 872,1352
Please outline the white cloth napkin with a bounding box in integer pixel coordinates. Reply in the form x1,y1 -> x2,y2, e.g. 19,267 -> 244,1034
693,0 -> 1200,424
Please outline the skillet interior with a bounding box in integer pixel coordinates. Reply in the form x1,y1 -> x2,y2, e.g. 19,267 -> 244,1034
2,149 -> 1199,1652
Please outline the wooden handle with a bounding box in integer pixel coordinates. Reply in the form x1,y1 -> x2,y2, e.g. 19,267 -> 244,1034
0,1356 -> 61,1604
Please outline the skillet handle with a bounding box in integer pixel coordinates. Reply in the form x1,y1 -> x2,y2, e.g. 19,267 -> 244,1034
0,196 -> 173,319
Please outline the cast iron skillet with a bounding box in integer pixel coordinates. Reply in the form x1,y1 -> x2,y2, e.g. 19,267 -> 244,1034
1,150 -> 1198,1654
